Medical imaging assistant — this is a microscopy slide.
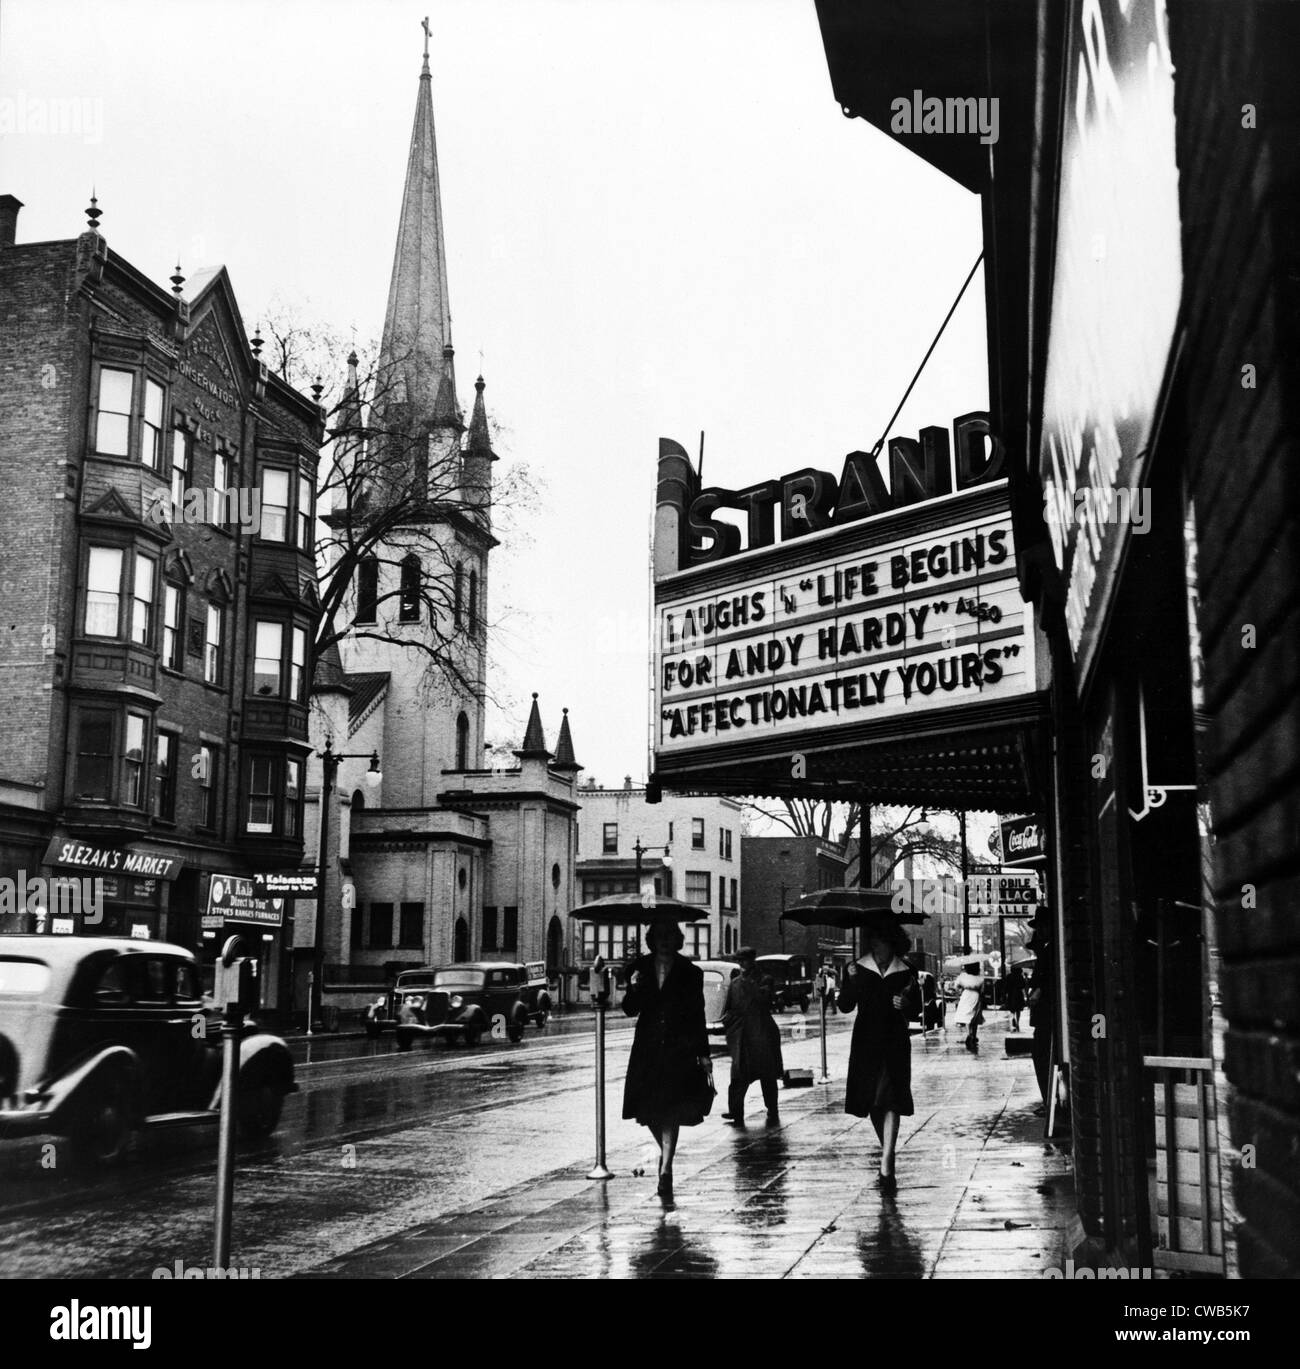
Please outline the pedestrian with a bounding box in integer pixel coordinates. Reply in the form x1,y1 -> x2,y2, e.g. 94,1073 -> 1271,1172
1005,962 -> 1026,1032
621,922 -> 713,1199
1026,922 -> 1055,1113
721,946 -> 785,1126
837,919 -> 921,1193
952,959 -> 985,1051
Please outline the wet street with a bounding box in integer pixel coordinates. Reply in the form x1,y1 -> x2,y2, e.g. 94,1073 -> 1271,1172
0,1010 -> 1074,1279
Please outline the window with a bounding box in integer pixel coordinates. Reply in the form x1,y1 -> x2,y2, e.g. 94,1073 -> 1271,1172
153,732 -> 176,819
171,428 -> 190,509
253,621 -> 283,695
247,757 -> 275,833
284,758 -> 302,838
290,628 -> 307,701
163,584 -> 183,670
356,558 -> 378,624
456,712 -> 469,770
143,379 -> 164,471
204,604 -> 223,684
350,904 -> 364,950
212,449 -> 229,504
85,547 -> 123,637
369,902 -> 393,950
684,924 -> 712,960
95,368 -> 133,456
482,906 -> 498,951
580,923 -> 641,961
399,555 -> 420,623
731,878 -> 738,910
468,568 -> 479,633
502,907 -> 518,952
130,555 -> 155,647
719,828 -> 732,860
197,744 -> 217,828
685,870 -> 710,905
691,818 -> 705,849
261,469 -> 290,541
123,713 -> 147,808
453,563 -> 464,626
399,902 -> 423,949
668,821 -> 674,843
297,474 -> 313,548
73,711 -> 115,800
602,823 -> 618,854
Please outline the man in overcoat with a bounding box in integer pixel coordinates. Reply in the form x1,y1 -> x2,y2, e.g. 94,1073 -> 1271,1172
721,947 -> 785,1125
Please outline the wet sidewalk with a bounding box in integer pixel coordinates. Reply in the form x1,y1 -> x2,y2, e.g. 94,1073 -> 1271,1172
303,1019 -> 1075,1279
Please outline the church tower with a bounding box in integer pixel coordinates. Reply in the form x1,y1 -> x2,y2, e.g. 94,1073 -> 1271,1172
338,23 -> 496,807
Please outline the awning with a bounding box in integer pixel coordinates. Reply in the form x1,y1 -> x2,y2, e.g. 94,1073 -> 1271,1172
42,835 -> 184,881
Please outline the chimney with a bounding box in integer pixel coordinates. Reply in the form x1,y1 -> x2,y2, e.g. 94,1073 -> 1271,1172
623,775 -> 633,791
0,196 -> 23,249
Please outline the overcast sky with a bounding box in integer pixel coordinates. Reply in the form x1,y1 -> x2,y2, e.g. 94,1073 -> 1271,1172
1,0 -> 988,791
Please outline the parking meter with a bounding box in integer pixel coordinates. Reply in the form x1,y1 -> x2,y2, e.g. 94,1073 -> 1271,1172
590,955 -> 610,1008
214,951 -> 260,1017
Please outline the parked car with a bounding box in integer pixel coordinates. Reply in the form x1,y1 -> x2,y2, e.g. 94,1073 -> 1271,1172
518,961 -> 554,1028
365,966 -> 438,1037
696,959 -> 740,1041
394,962 -> 532,1049
0,936 -> 296,1167
755,954 -> 815,1013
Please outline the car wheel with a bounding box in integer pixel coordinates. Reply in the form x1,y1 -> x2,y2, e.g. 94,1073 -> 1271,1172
799,997 -> 810,1015
462,1023 -> 482,1047
237,1077 -> 284,1139
69,1073 -> 133,1169
508,1019 -> 524,1044
534,1006 -> 550,1029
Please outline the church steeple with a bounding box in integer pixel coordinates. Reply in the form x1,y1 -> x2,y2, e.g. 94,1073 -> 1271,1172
376,19 -> 455,427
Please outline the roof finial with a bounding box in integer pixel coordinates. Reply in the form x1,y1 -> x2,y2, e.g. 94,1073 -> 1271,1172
421,15 -> 430,74
85,190 -> 101,232
170,261 -> 185,296
251,323 -> 263,358
311,376 -> 324,403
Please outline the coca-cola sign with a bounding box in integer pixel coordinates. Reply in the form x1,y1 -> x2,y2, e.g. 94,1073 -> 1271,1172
1000,816 -> 1046,865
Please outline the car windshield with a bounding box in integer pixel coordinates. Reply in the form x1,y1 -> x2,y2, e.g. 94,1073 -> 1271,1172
396,971 -> 436,989
0,958 -> 51,994
433,970 -> 486,990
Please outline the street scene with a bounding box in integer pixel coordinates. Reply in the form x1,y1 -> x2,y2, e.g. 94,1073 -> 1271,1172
0,0 -> 1297,1321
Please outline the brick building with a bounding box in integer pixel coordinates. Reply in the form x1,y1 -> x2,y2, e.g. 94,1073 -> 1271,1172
0,193 -> 323,1008
574,781 -> 742,964
814,0 -> 1300,1276
739,835 -> 848,961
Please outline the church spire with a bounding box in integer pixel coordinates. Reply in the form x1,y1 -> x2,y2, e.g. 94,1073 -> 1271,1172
376,18 -> 454,426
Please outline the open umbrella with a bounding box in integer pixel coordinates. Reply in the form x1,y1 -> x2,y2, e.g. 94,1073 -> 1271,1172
779,886 -> 929,929
568,893 -> 709,925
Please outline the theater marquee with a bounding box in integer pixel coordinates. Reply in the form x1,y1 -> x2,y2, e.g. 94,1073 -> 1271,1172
651,414 -> 1045,796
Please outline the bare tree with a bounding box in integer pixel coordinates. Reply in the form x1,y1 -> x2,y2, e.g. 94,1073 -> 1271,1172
261,309 -> 538,708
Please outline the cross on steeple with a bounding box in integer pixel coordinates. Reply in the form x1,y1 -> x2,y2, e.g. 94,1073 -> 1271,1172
422,16 -> 430,61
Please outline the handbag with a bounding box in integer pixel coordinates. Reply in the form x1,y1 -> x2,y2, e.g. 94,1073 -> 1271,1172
696,1057 -> 717,1116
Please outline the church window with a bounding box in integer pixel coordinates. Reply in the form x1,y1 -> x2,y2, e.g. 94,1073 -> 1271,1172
399,555 -> 421,623
468,568 -> 478,632
453,563 -> 464,626
356,558 -> 378,624
456,712 -> 470,770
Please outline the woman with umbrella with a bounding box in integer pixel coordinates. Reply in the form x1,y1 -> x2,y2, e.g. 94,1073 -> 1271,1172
836,915 -> 921,1192
621,921 -> 713,1200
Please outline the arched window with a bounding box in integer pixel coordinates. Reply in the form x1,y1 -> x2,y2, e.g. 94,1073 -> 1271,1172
351,789 -> 366,811
453,563 -> 464,627
455,711 -> 470,770
454,916 -> 469,962
355,557 -> 378,624
399,555 -> 420,623
468,568 -> 478,633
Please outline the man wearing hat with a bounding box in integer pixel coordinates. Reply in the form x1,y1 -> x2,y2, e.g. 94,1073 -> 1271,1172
1025,919 -> 1055,1111
721,947 -> 785,1125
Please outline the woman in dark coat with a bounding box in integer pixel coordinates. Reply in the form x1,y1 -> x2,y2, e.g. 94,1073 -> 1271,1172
621,922 -> 712,1198
837,920 -> 921,1193
1005,963 -> 1027,1031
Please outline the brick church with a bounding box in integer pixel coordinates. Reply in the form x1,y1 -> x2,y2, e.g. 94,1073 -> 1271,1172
300,32 -> 582,1014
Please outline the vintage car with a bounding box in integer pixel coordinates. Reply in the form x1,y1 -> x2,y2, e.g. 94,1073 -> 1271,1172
0,936 -> 296,1167
754,954 -> 815,1013
370,961 -> 552,1041
394,962 -> 534,1049
696,959 -> 740,1041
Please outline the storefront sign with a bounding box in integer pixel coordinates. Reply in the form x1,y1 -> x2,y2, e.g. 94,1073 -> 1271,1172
252,873 -> 316,896
51,918 -> 75,935
655,507 -> 1034,756
204,874 -> 284,928
130,924 -> 151,940
1038,0 -> 1182,686
1000,815 -> 1047,864
967,872 -> 1042,917
42,836 -> 183,881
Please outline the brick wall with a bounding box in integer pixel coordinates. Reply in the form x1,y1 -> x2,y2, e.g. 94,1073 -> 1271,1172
1170,0 -> 1300,1278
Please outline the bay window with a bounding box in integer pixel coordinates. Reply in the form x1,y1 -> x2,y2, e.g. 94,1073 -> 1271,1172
290,627 -> 306,701
143,379 -> 165,471
297,474 -> 313,548
247,757 -> 275,833
284,757 -> 302,837
130,555 -> 155,647
85,547 -> 123,637
73,711 -> 115,801
253,621 -> 283,695
95,368 -> 133,456
123,713 -> 147,808
244,752 -> 305,839
260,469 -> 290,542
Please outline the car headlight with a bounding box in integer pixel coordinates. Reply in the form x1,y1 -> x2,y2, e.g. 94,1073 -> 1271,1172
450,994 -> 463,1009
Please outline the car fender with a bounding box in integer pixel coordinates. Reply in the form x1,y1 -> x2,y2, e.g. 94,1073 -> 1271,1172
207,1034 -> 295,1110
458,1005 -> 489,1030
47,1047 -> 143,1129
511,1001 -> 528,1024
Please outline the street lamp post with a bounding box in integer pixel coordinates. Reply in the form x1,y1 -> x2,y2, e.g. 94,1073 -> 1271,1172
632,835 -> 672,946
312,740 -> 381,1033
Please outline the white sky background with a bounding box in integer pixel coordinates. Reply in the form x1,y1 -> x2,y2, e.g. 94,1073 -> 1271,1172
0,0 -> 988,794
